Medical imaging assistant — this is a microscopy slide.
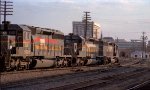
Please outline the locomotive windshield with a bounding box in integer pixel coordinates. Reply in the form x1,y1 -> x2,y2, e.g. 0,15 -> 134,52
64,35 -> 82,43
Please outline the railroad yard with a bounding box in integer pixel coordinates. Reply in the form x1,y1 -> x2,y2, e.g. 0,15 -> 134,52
0,58 -> 150,90
0,1 -> 150,90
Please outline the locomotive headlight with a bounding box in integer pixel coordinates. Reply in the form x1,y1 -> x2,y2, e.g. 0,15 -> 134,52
9,45 -> 13,49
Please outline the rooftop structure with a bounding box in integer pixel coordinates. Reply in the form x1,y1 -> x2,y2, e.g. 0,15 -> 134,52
103,37 -> 114,43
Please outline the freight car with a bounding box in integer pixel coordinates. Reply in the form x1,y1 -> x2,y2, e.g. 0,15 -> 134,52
0,24 -> 119,71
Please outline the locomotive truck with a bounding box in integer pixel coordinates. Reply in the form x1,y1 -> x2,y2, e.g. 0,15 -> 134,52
0,24 -> 118,71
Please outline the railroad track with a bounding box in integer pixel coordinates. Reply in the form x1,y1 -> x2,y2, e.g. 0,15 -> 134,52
1,66 -> 112,89
48,68 -> 150,90
1,64 -> 114,75
1,61 -> 122,76
127,80 -> 150,90
1,67 -> 81,75
0,64 -> 118,85
120,59 -> 141,67
1,66 -> 149,90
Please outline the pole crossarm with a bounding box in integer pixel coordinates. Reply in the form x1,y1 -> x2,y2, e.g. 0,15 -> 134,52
0,0 -> 13,26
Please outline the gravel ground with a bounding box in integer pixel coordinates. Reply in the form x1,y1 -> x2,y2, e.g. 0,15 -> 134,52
119,57 -> 150,68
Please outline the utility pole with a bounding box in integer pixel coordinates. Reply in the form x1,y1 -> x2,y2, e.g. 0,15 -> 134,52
0,1 -> 13,89
141,32 -> 148,60
0,0 -> 2,29
82,11 -> 91,40
100,31 -> 103,40
0,0 -> 1,24
0,0 -> 13,56
0,1 -> 2,89
0,0 -> 13,30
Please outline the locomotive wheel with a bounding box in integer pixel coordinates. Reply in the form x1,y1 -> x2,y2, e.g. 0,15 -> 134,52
58,64 -> 61,68
76,59 -> 80,66
14,65 -> 19,71
80,60 -> 84,66
108,58 -> 111,63
115,58 -> 119,63
61,64 -> 64,68
63,60 -> 68,67
79,63 -> 82,66
103,57 -> 108,65
14,59 -> 20,71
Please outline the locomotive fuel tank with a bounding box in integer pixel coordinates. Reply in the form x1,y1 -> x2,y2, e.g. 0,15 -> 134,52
29,59 -> 55,68
86,58 -> 98,65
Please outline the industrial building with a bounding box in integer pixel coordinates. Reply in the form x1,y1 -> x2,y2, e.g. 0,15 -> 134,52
115,39 -> 145,58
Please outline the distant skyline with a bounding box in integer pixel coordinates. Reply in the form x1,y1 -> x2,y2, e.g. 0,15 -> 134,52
2,0 -> 150,40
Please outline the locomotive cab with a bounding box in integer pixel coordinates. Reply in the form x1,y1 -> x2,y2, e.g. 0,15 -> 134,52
64,34 -> 84,66
0,24 -> 32,71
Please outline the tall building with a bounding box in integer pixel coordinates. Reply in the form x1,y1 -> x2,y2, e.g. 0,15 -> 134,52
72,21 -> 101,39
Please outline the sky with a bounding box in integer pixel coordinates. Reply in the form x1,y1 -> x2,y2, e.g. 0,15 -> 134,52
2,0 -> 150,41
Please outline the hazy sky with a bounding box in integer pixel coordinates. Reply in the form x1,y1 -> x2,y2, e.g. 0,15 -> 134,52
3,0 -> 150,40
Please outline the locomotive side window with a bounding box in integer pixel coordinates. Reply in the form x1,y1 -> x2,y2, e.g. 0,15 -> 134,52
24,32 -> 30,40
0,31 -> 7,35
8,31 -> 16,35
27,32 -> 30,39
52,34 -> 64,39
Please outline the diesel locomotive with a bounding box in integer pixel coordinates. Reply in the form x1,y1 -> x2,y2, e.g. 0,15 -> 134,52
0,24 -> 119,71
